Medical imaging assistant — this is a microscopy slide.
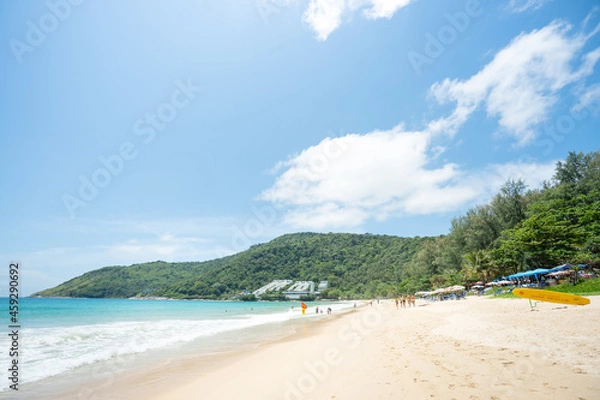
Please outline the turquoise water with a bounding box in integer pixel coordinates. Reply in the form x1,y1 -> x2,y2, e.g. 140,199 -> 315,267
1,298 -> 350,392
20,297 -> 298,328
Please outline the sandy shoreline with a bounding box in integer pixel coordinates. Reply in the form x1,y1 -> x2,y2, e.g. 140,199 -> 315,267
151,296 -> 599,400
38,296 -> 600,399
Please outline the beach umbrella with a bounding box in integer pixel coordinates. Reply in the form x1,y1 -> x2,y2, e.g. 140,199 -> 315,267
415,291 -> 431,296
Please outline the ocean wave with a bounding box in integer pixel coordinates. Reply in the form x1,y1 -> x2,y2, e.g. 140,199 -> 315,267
16,300 -> 354,385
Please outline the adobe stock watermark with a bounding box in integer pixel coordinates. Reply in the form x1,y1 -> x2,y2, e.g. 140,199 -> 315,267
212,205 -> 279,259
489,341 -> 547,398
62,78 -> 200,219
284,305 -> 384,400
9,0 -> 86,64
407,0 -> 483,75
213,134 -> 350,258
77,335 -> 144,400
478,95 -> 600,200
534,98 -> 600,155
256,0 -> 287,25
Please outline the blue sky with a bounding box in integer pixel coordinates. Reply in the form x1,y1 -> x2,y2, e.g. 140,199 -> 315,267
1,0 -> 599,295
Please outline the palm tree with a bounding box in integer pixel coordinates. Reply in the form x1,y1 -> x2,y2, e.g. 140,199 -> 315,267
461,249 -> 495,284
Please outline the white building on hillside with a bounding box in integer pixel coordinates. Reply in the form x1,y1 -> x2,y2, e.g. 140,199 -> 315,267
252,280 -> 293,297
283,281 -> 315,299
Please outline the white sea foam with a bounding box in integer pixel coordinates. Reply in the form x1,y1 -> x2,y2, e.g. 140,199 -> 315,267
23,314 -> 277,383
19,303 -> 354,385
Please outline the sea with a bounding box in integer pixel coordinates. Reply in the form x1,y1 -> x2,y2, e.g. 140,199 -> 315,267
0,298 -> 353,398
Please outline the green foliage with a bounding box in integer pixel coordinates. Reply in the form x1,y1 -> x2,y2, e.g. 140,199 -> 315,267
491,292 -> 518,299
546,277 -> 600,295
391,150 -> 600,289
320,288 -> 341,299
460,249 -> 497,283
34,233 -> 426,299
496,188 -> 600,269
259,291 -> 288,301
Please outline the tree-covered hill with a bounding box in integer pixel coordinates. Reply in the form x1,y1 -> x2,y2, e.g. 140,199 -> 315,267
33,233 -> 428,299
34,150 -> 600,299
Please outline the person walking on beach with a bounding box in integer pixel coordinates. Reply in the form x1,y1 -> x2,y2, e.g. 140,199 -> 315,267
395,298 -> 399,309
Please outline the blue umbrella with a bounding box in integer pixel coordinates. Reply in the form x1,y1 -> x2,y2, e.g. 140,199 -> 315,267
548,264 -> 571,273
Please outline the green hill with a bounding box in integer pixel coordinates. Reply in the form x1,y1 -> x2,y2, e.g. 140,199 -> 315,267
33,232 -> 428,299
34,151 -> 600,299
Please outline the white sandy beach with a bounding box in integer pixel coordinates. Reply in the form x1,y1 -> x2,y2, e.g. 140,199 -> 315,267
77,295 -> 598,400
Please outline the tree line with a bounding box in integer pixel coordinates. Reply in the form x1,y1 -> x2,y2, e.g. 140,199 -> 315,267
398,150 -> 600,293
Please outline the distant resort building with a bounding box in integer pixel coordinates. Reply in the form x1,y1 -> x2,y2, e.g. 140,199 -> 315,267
252,279 -> 328,299
283,281 -> 315,299
252,280 -> 293,297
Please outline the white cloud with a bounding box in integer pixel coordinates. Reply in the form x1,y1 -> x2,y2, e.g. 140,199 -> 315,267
302,0 -> 346,41
506,0 -> 552,14
259,125 -> 557,230
362,0 -> 414,19
431,20 -> 600,145
573,82 -> 600,114
301,0 -> 416,40
282,203 -> 370,229
260,20 -> 594,230
471,161 -> 557,198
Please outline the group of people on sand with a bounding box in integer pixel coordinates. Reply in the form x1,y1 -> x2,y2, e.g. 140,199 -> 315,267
394,295 -> 415,309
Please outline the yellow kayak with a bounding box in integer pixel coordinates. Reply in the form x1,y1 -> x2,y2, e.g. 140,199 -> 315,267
512,288 -> 590,306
